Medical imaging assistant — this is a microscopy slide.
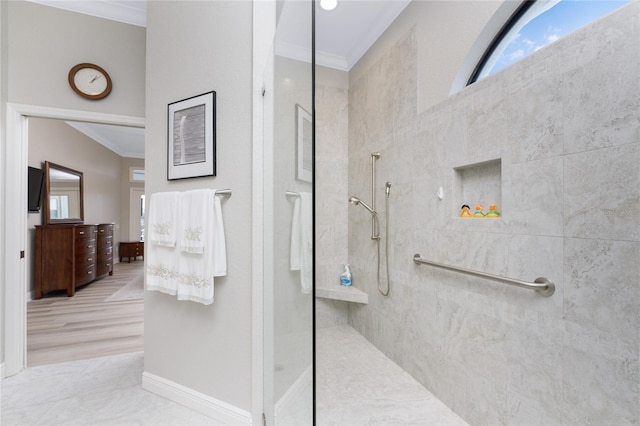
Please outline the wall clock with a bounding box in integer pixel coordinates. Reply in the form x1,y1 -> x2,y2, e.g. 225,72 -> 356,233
68,63 -> 112,100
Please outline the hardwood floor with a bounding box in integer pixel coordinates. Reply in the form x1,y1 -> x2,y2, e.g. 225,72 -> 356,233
27,261 -> 144,367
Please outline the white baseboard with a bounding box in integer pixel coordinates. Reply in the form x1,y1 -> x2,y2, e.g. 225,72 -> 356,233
142,371 -> 252,425
275,365 -> 312,421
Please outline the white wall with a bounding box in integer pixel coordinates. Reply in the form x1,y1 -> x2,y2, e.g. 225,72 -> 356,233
6,1 -> 145,117
348,3 -> 639,424
144,0 -> 253,413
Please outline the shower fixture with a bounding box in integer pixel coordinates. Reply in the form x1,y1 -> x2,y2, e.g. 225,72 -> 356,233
348,152 -> 392,296
349,197 -> 377,217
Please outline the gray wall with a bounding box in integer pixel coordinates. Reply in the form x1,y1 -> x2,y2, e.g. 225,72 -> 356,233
144,1 -> 253,411
348,3 -> 639,424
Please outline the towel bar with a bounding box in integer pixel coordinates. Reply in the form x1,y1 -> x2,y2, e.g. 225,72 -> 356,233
286,191 -> 300,198
413,253 -> 555,297
217,189 -> 232,198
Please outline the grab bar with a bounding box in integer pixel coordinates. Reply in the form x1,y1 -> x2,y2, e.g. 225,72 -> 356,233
413,254 -> 555,297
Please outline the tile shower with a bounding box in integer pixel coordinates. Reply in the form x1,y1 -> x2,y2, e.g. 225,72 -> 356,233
316,3 -> 639,425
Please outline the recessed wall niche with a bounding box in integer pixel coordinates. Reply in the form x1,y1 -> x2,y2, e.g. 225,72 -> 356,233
453,159 -> 502,218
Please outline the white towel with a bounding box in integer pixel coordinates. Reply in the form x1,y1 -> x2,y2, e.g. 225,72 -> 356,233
145,243 -> 178,295
176,190 -> 227,304
148,192 -> 179,247
290,197 -> 302,271
175,252 -> 215,305
179,189 -> 214,254
290,192 -> 312,294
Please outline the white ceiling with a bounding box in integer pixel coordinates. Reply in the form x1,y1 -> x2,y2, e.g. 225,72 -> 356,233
30,0 -> 408,157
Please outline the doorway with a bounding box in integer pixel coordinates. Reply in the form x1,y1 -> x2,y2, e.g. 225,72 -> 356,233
3,104 -> 145,376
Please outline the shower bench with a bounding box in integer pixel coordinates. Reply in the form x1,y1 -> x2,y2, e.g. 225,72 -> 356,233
316,285 -> 368,304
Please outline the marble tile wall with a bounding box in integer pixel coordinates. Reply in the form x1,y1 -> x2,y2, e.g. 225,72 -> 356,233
315,72 -> 351,329
345,3 -> 639,424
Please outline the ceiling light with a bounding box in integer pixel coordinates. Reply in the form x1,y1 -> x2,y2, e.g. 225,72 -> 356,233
320,0 -> 337,11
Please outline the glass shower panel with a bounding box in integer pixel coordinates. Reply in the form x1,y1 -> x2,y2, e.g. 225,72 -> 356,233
263,1 -> 314,425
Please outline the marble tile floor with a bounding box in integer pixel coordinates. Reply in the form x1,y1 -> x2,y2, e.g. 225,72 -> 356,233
2,326 -> 468,426
315,325 -> 468,425
1,352 -> 219,426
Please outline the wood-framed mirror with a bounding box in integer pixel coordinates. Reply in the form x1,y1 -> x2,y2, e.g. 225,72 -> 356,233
43,161 -> 84,224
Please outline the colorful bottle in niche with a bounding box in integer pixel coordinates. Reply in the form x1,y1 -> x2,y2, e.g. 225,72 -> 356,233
460,204 -> 472,218
486,204 -> 501,218
340,264 -> 352,286
473,204 -> 485,217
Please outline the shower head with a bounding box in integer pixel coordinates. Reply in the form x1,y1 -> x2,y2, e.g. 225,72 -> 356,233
385,182 -> 392,195
349,196 -> 377,216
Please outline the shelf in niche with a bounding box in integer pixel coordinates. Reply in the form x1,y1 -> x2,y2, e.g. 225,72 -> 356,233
454,159 -> 502,219
316,285 -> 368,304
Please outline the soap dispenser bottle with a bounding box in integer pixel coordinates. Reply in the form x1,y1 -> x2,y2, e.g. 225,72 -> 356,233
340,264 -> 352,287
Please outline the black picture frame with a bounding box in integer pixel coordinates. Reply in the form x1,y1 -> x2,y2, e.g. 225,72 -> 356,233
167,91 -> 216,180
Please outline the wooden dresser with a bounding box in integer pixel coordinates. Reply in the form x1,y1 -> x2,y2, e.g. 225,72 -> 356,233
119,241 -> 144,263
34,223 -> 114,299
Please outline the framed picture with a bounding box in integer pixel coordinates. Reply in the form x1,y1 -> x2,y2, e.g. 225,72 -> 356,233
168,91 -> 216,180
296,104 -> 312,183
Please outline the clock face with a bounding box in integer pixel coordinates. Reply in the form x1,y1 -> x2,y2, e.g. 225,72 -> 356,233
68,63 -> 112,99
74,67 -> 108,95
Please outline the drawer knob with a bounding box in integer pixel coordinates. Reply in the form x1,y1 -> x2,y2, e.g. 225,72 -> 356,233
88,258 -> 92,262
79,231 -> 85,235
87,270 -> 92,275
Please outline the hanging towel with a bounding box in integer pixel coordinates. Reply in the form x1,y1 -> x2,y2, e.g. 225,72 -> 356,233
148,192 -> 180,247
179,189 -> 214,254
176,190 -> 227,305
212,194 -> 227,277
145,243 -> 178,295
290,192 -> 312,294
290,197 -> 302,271
175,251 -> 215,305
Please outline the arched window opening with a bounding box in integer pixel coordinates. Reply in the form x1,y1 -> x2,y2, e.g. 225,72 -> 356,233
468,0 -> 631,85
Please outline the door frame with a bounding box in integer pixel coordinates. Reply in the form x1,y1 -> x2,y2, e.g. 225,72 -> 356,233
129,187 -> 145,242
3,103 -> 144,377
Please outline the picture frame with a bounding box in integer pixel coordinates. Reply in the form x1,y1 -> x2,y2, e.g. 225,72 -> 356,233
296,104 -> 312,183
167,91 -> 216,180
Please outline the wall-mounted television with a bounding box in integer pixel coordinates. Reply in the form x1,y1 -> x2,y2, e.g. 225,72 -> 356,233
28,166 -> 45,213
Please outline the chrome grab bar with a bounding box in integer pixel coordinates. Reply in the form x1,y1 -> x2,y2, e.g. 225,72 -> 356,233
413,253 -> 555,297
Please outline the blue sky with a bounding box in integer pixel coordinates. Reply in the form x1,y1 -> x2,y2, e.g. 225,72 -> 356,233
489,0 -> 630,75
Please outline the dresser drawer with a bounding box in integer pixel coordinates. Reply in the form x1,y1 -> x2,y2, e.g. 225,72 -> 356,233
98,245 -> 113,257
75,238 -> 97,255
75,264 -> 96,285
75,225 -> 97,240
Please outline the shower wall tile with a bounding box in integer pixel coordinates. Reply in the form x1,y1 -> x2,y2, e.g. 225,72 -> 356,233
563,143 -> 639,241
315,299 -> 348,328
507,74 -> 564,163
562,345 -> 639,425
563,238 -> 640,338
504,156 -> 563,236
342,4 -> 638,425
562,44 -> 640,155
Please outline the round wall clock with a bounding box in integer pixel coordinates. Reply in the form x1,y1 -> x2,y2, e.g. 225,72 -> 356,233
68,63 -> 112,100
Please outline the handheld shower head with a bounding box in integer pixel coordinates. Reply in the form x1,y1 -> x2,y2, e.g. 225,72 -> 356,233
349,196 -> 377,216
385,182 -> 392,195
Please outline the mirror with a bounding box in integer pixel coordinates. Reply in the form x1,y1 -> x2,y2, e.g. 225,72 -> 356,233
43,161 -> 84,224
